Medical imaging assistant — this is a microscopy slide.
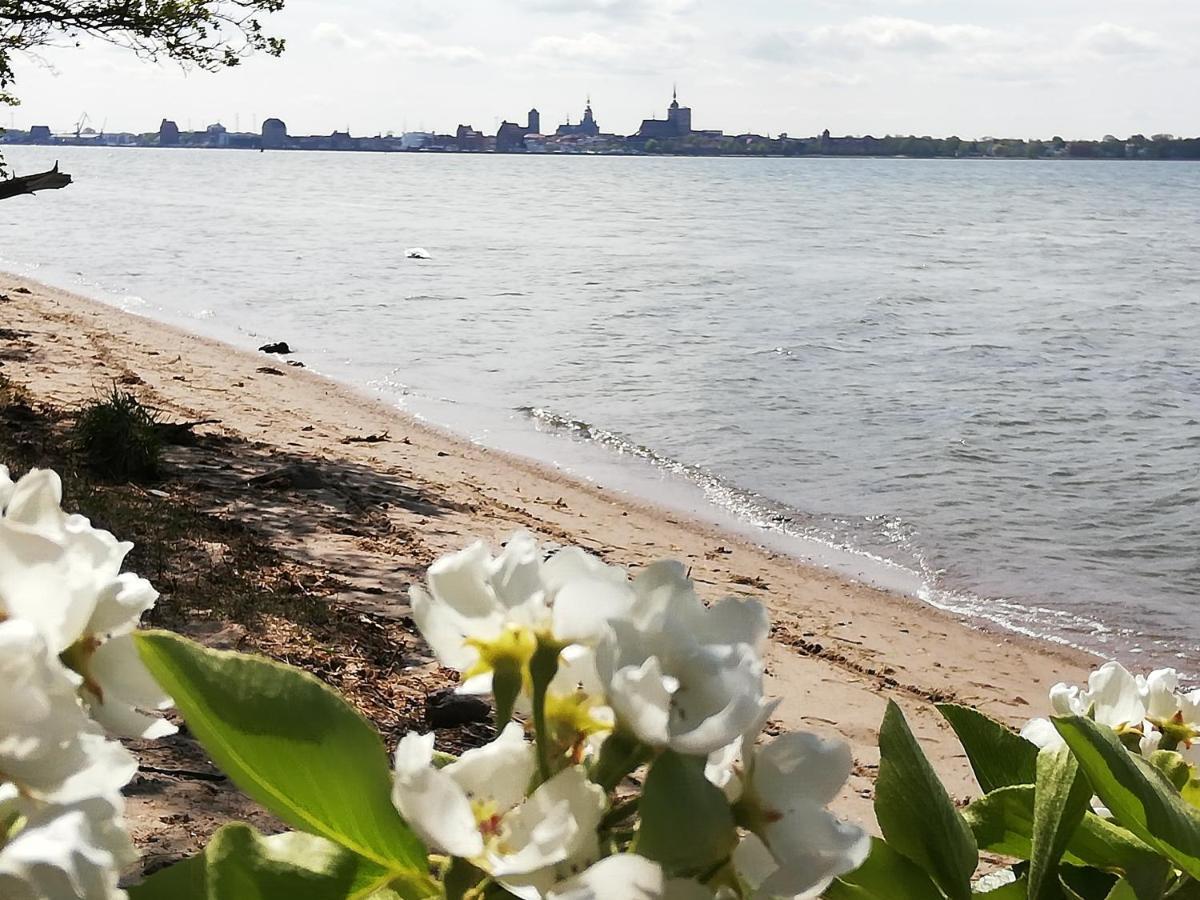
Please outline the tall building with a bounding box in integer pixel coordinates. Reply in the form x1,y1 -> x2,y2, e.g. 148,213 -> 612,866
158,119 -> 180,146
496,120 -> 527,152
456,124 -> 484,151
556,97 -> 600,137
205,123 -> 229,147
637,87 -> 692,139
261,118 -> 288,149
528,108 -> 541,135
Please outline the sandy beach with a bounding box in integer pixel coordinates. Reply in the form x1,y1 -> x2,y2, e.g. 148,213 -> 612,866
0,272 -> 1095,863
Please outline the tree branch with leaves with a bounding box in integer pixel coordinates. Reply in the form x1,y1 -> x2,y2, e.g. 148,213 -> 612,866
0,0 -> 286,195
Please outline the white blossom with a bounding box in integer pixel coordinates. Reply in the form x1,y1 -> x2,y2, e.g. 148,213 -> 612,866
1021,661 -> 1199,760
0,620 -> 136,804
546,854 -> 666,900
411,533 -> 633,696
0,467 -> 174,739
391,724 -> 607,894
0,464 -> 14,510
1141,668 -> 1200,763
0,788 -> 134,900
706,709 -> 868,899
544,854 -> 711,900
596,562 -> 769,755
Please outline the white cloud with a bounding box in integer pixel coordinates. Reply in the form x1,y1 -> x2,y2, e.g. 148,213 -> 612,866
520,0 -> 695,20
311,22 -> 364,51
369,31 -> 486,64
523,32 -> 635,66
749,16 -> 1005,65
1077,22 -> 1165,57
520,24 -> 697,74
311,22 -> 484,64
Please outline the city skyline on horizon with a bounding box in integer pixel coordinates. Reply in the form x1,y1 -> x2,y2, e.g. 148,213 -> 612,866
6,91 -> 1193,144
5,1 -> 1198,141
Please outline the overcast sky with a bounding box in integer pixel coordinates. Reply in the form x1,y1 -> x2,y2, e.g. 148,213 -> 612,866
7,0 -> 1197,140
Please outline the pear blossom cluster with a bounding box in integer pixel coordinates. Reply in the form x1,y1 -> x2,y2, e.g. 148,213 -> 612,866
403,532 -> 870,898
0,466 -> 174,899
1022,660 -> 1200,762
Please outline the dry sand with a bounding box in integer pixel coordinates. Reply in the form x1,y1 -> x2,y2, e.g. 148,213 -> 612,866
0,273 -> 1096,837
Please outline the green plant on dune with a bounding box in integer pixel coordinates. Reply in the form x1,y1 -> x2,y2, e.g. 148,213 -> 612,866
72,387 -> 163,481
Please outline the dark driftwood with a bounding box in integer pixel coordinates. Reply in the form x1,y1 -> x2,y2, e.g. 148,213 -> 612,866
0,163 -> 72,200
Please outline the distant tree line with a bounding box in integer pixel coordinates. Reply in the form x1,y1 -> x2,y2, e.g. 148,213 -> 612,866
639,132 -> 1200,160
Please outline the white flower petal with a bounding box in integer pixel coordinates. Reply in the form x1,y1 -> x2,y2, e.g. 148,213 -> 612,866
753,731 -> 853,809
87,575 -> 158,638
2,469 -> 65,531
608,658 -> 674,747
491,532 -> 545,610
0,464 -> 14,511
446,722 -> 536,816
548,855 -> 667,900
391,732 -> 483,859
0,527 -> 97,653
491,766 -> 606,889
427,540 -> 500,617
88,697 -> 178,742
1180,690 -> 1200,726
553,579 -> 634,645
1048,683 -> 1085,717
0,621 -> 136,802
665,644 -> 764,756
732,833 -> 778,894
89,634 -> 173,711
630,561 -> 700,632
551,645 -> 606,698
1087,662 -> 1146,729
695,597 -> 769,652
1144,669 -> 1181,721
0,796 -> 134,900
1020,718 -> 1065,751
410,584 -> 485,671
543,547 -> 627,596
758,804 -> 870,899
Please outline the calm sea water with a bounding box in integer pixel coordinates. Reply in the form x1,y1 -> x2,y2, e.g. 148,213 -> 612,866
3,146 -> 1199,668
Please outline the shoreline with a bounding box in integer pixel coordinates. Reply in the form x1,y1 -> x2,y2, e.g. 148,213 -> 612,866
0,271 -> 1096,828
4,257 -> 1114,665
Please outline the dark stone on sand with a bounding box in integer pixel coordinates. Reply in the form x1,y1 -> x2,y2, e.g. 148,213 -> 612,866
286,360 -> 305,368
426,688 -> 491,729
258,341 -> 292,355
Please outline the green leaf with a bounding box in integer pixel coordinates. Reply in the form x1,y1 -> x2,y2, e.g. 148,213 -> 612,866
825,838 -> 944,899
938,704 -> 1040,793
875,700 -> 977,900
963,785 -> 1167,893
1029,747 -> 1094,899
129,824 -> 433,899
135,632 -> 426,875
637,750 -> 736,878
1054,715 -> 1200,879
1103,880 -> 1138,900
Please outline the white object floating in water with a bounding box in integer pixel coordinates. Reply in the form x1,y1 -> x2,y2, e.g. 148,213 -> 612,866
406,247 -> 431,260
